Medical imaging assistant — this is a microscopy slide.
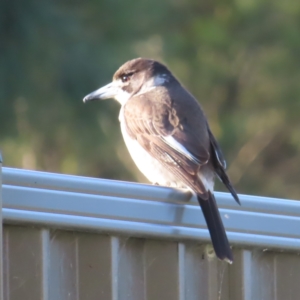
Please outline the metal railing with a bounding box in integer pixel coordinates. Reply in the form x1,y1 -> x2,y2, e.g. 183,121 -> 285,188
1,167 -> 300,300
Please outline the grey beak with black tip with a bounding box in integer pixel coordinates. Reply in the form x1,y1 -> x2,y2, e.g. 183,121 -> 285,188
83,82 -> 118,102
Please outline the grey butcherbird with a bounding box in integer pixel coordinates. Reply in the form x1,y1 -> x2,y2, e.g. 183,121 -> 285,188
83,58 -> 240,263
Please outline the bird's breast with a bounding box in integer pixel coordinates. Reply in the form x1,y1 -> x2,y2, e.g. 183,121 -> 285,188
119,107 -> 180,187
118,107 -> 214,192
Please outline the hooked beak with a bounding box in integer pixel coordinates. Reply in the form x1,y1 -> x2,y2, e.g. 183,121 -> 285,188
83,82 -> 119,103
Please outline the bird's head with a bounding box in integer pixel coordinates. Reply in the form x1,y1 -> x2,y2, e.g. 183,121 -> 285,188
83,58 -> 174,105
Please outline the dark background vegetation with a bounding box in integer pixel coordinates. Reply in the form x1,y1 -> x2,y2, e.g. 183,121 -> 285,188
1,0 -> 300,199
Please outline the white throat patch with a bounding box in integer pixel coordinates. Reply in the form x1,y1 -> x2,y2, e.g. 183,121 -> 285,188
114,89 -> 131,106
113,79 -> 131,106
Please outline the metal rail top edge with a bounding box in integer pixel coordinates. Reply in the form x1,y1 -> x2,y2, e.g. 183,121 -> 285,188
3,208 -> 300,252
2,167 -> 300,212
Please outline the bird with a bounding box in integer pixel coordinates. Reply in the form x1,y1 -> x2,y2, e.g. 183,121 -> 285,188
83,58 -> 240,263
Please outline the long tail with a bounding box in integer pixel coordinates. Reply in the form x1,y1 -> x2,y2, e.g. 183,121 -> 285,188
197,192 -> 233,263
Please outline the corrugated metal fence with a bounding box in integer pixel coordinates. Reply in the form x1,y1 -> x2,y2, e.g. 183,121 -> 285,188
1,165 -> 300,300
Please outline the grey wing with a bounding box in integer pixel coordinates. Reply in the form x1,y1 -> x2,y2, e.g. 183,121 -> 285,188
123,92 -> 211,196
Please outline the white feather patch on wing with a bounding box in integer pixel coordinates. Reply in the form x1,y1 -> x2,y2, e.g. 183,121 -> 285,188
163,136 -> 200,164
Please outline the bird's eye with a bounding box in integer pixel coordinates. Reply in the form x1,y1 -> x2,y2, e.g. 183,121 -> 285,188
121,75 -> 129,82
121,73 -> 133,83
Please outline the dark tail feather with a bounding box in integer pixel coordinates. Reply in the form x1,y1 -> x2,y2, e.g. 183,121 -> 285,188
197,192 -> 233,263
218,170 -> 240,205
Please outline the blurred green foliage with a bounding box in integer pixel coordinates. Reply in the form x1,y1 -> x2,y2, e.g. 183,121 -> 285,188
1,0 -> 300,199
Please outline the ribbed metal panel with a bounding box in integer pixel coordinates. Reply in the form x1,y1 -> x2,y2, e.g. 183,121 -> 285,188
2,167 -> 300,300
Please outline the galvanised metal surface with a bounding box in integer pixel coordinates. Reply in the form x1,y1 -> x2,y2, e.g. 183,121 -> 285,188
2,167 -> 300,300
